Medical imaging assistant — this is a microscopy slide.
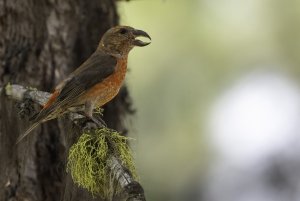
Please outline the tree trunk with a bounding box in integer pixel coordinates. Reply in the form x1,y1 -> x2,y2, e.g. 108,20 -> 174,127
0,0 -> 135,200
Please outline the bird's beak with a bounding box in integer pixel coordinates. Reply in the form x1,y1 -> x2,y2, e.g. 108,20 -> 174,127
132,29 -> 151,47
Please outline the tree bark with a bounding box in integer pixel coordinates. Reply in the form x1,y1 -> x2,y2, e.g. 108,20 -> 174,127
0,0 -> 136,201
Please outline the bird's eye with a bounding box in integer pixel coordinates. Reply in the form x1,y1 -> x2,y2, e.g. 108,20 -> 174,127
119,28 -> 128,34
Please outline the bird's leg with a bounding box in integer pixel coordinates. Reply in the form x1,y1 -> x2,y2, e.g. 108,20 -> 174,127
84,101 -> 107,127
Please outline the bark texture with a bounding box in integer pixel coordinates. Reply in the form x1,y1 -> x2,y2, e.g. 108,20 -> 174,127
0,0 -> 135,200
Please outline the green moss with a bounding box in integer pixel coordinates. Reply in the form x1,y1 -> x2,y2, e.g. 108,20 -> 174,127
67,128 -> 137,199
94,107 -> 104,115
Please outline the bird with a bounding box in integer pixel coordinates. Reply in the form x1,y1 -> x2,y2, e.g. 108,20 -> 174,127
16,25 -> 151,143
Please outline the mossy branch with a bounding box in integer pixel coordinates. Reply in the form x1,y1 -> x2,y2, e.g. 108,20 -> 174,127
1,83 -> 146,201
67,128 -> 145,201
2,84 -> 85,120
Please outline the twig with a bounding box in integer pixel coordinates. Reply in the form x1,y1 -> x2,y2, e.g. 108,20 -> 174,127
3,84 -> 50,106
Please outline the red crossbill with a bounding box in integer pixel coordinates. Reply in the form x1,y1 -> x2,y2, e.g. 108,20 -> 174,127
17,25 -> 151,143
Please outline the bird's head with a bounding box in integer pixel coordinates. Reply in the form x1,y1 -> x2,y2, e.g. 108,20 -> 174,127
98,26 -> 151,58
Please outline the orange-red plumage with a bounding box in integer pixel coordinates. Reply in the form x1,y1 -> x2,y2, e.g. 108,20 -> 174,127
83,57 -> 128,107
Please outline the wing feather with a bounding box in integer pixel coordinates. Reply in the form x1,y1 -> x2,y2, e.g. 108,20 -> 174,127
33,51 -> 117,122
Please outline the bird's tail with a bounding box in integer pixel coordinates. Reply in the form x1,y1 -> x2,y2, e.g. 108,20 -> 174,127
16,121 -> 41,144
16,102 -> 60,144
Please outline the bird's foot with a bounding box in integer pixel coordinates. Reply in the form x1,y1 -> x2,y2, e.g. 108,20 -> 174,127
77,111 -> 107,129
90,115 -> 107,128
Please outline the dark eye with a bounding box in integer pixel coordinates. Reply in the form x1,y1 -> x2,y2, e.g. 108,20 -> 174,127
119,28 -> 128,34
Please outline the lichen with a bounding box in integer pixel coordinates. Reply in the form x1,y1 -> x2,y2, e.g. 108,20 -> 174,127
94,107 -> 104,115
67,128 -> 137,199
4,82 -> 12,95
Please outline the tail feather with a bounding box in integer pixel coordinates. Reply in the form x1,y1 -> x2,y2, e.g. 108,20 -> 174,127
16,101 -> 62,144
16,121 -> 41,144
29,111 -> 39,121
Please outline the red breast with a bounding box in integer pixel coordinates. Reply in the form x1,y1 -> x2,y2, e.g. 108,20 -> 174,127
82,57 -> 128,107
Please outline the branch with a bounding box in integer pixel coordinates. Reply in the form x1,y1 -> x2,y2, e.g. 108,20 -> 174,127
1,83 -> 146,201
3,84 -> 50,106
108,156 -> 146,201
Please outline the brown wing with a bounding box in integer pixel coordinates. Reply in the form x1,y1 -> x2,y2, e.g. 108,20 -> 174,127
33,51 -> 117,122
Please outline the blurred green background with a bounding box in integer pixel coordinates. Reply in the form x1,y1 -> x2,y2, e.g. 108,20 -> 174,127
117,1 -> 300,201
